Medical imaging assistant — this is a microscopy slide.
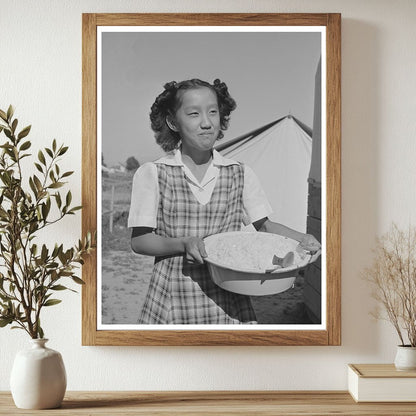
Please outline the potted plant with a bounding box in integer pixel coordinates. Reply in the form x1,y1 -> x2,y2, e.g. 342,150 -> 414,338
362,223 -> 416,370
0,105 -> 95,408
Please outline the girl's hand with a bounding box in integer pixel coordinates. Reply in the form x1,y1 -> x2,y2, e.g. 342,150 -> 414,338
298,233 -> 321,254
183,237 -> 207,264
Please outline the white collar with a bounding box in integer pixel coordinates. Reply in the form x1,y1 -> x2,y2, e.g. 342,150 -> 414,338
155,148 -> 238,188
155,148 -> 238,167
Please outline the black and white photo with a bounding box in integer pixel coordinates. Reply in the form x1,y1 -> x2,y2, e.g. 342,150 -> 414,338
99,28 -> 323,327
81,13 -> 341,346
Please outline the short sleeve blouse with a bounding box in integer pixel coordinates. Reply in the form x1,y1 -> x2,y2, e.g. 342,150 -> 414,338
127,149 -> 272,229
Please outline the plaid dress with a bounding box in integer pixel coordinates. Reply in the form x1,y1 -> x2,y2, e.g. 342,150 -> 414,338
138,163 -> 257,324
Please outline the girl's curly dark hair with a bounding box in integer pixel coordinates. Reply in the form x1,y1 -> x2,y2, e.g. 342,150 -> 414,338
149,78 -> 237,152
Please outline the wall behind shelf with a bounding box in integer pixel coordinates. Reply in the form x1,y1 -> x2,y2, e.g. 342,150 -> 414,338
1,0 -> 416,391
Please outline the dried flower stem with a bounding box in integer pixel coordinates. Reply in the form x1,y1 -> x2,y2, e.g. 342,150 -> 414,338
363,223 -> 416,346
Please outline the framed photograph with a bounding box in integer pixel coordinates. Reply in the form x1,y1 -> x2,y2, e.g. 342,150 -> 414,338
82,13 -> 341,346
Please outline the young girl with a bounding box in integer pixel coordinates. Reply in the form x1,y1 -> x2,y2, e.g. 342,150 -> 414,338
128,78 -> 320,324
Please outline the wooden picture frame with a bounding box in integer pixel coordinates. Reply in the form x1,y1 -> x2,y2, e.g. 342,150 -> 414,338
82,13 -> 341,346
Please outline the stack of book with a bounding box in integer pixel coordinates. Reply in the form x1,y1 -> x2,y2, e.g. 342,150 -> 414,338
348,364 -> 416,402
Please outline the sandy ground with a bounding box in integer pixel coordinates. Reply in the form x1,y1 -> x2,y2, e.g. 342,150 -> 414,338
101,228 -> 313,325
101,171 -> 315,325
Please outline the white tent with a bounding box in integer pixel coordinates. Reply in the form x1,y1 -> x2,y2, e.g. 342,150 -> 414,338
216,115 -> 312,233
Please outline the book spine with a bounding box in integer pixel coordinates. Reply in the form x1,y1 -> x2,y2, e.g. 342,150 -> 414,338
347,366 -> 359,402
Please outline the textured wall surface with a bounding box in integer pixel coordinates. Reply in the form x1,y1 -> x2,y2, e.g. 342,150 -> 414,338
1,0 -> 416,390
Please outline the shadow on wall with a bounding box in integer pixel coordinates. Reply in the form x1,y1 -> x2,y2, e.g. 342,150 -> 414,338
341,19 -> 381,354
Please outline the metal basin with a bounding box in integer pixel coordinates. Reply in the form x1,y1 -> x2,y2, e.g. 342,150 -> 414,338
204,231 -> 318,296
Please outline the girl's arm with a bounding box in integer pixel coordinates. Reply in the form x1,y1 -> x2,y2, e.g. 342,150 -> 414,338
253,217 -> 321,253
131,227 -> 207,264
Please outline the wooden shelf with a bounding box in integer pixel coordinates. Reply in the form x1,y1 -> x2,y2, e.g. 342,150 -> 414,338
2,391 -> 416,415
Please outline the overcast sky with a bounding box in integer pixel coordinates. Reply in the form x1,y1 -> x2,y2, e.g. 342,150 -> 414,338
101,30 -> 321,167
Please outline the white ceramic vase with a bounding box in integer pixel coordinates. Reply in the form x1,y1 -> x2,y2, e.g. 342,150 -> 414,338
394,345 -> 416,371
10,338 -> 67,409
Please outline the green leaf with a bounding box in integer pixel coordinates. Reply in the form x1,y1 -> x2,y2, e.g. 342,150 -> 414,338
58,146 -> 68,156
55,192 -> 62,208
6,105 -> 14,122
4,129 -> 12,140
38,150 -> 46,165
52,139 -> 57,152
38,325 -> 44,339
33,175 -> 43,192
0,142 -> 12,149
45,148 -> 53,158
61,171 -> 74,178
48,182 -> 64,189
29,177 -> 38,196
72,276 -> 85,285
31,244 -> 38,256
56,244 -> 63,258
51,244 -> 59,258
69,206 -> 82,214
19,140 -> 31,151
58,250 -> 67,264
38,190 -> 47,200
29,222 -> 39,234
0,109 -> 7,121
41,202 -> 50,220
0,317 -> 13,327
50,285 -> 68,291
11,118 -> 18,133
65,191 -> 72,207
18,125 -> 31,140
34,162 -> 43,173
41,244 -> 48,262
43,293 -> 52,302
43,299 -> 62,307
